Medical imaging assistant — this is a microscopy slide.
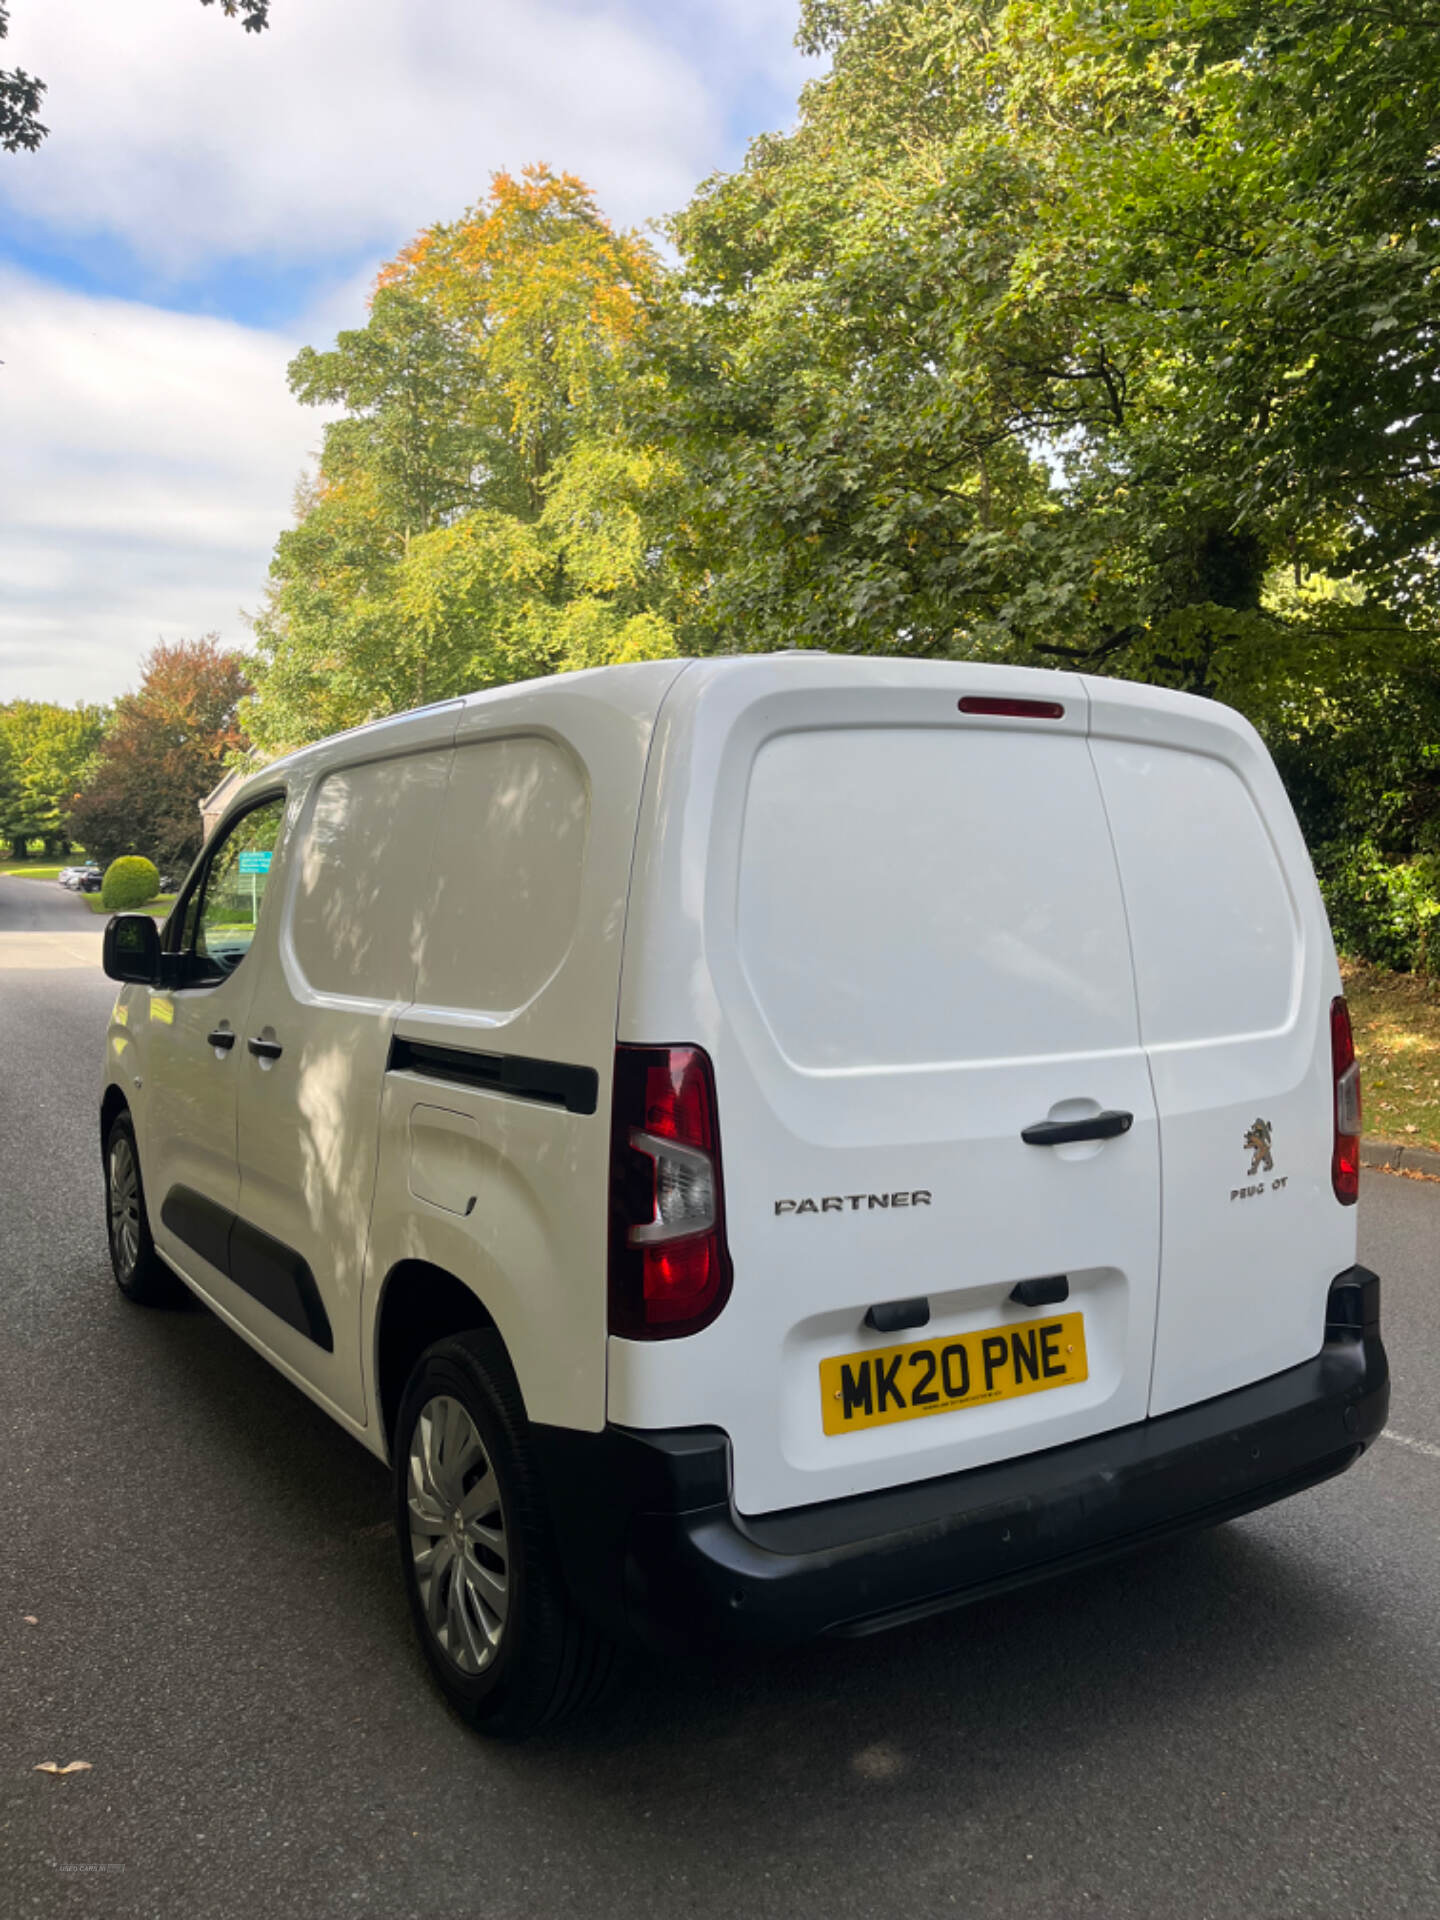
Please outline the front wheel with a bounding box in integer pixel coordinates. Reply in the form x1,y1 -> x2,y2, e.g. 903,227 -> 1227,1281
394,1331 -> 616,1738
104,1112 -> 184,1306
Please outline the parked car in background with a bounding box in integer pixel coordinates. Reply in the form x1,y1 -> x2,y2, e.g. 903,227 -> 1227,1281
59,861 -> 99,889
77,869 -> 104,893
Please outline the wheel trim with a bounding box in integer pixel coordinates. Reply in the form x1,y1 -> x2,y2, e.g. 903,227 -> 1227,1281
108,1136 -> 141,1275
407,1396 -> 509,1676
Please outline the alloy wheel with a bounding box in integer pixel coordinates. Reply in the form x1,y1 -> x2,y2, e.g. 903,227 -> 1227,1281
108,1134 -> 141,1277
406,1395 -> 509,1675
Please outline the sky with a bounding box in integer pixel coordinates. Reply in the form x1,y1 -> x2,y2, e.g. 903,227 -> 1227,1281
0,0 -> 813,706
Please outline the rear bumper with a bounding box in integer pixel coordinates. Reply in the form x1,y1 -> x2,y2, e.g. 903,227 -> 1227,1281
533,1266 -> 1388,1650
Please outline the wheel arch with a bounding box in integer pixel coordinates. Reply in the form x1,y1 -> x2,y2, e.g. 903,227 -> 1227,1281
100,1083 -> 130,1163
373,1260 -> 511,1461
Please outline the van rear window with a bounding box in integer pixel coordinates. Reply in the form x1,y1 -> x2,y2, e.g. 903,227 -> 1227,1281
735,727 -> 1139,1070
1090,741 -> 1298,1045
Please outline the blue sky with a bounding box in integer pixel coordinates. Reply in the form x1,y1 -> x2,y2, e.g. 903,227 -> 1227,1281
0,0 -> 813,703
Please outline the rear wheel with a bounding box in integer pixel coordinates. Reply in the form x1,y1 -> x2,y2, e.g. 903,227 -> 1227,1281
394,1330 -> 616,1738
104,1113 -> 184,1306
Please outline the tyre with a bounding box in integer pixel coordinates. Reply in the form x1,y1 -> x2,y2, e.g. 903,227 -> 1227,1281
394,1330 -> 616,1739
104,1112 -> 184,1306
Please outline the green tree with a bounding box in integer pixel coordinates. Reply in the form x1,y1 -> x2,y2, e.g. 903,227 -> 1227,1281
659,0 -> 1440,685
69,638 -> 251,872
656,6 -> 1060,656
0,717 -> 20,857
1,0 -> 269,154
649,0 -> 1440,965
1089,0 -> 1440,637
0,700 -> 106,858
248,167 -> 683,752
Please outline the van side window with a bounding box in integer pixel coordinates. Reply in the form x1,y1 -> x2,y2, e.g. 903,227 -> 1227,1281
414,737 -> 589,1017
176,794 -> 287,984
288,753 -> 451,1002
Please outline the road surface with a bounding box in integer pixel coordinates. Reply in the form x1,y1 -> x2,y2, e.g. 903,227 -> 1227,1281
0,873 -> 104,970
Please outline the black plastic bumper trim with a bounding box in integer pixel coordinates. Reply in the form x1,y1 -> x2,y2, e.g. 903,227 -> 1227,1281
387,1036 -> 598,1116
532,1266 -> 1387,1651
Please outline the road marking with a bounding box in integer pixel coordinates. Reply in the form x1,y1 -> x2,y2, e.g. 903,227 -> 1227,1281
1382,1428 -> 1440,1462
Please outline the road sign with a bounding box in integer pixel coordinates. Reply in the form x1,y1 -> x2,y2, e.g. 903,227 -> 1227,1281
237,850 -> 272,875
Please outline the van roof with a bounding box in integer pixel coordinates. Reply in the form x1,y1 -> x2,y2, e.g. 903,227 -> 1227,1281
226,653 -> 1251,817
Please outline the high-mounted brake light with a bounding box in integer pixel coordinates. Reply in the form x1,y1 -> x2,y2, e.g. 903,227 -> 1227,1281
1331,995 -> 1361,1205
609,1046 -> 733,1338
957,696 -> 1065,720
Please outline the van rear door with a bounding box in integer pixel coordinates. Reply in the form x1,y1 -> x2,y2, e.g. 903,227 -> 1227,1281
611,660 -> 1163,1518
1083,682 -> 1354,1418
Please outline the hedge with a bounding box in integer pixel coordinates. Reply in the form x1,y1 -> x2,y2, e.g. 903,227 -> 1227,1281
1317,841 -> 1440,976
101,856 -> 160,911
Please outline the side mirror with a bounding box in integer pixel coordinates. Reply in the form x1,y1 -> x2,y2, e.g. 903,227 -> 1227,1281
103,912 -> 163,986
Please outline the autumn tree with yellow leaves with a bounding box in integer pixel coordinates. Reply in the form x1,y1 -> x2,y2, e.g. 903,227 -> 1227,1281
248,167 -> 684,751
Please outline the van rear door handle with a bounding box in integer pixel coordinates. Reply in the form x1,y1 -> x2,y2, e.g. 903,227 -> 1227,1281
206,1028 -> 236,1051
247,1036 -> 283,1061
1021,1110 -> 1133,1146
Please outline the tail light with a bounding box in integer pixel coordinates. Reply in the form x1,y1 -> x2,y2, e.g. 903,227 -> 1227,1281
609,1045 -> 733,1338
1330,996 -> 1361,1205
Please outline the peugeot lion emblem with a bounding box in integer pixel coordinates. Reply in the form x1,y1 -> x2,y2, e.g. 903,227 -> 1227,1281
1244,1118 -> 1274,1176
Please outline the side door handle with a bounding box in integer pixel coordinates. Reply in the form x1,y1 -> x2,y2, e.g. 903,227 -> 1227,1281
1021,1109 -> 1133,1146
247,1036 -> 284,1061
206,1028 -> 236,1052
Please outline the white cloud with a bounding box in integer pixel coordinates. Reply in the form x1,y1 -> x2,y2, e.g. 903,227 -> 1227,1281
0,0 -> 809,271
0,270 -> 320,702
0,1 -> 814,706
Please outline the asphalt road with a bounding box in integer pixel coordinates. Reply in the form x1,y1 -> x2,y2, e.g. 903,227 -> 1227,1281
2,917 -> 1438,1920
0,873 -> 100,931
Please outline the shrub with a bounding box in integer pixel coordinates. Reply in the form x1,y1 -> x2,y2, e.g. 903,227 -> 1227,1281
1318,841 -> 1440,976
101,855 -> 160,911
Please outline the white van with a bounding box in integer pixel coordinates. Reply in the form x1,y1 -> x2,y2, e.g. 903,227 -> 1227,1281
100,656 -> 1388,1736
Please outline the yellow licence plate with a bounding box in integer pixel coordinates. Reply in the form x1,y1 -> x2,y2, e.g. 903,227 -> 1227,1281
820,1311 -> 1088,1436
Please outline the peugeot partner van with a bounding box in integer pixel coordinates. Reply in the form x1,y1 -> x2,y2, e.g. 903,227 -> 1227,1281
100,656 -> 1388,1737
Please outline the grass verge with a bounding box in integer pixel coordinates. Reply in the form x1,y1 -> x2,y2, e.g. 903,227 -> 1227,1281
84,894 -> 176,920
0,861 -> 73,880
1340,959 -> 1440,1152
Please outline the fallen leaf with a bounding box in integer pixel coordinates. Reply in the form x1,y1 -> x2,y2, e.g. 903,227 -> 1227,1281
34,1761 -> 92,1776
22,1616 -> 37,1625
1404,1124 -> 1419,1133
